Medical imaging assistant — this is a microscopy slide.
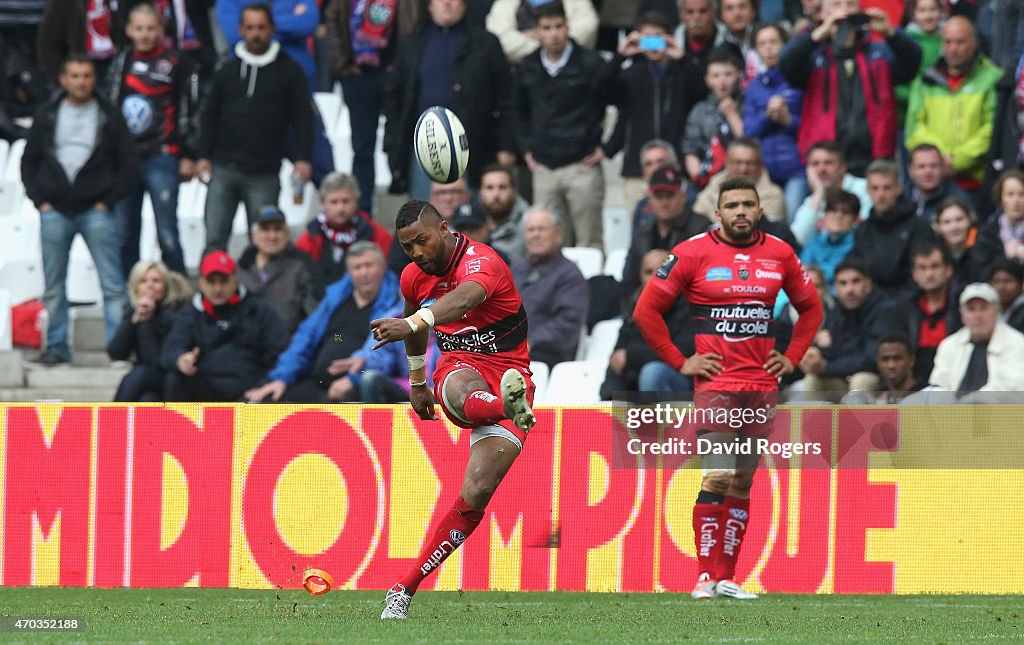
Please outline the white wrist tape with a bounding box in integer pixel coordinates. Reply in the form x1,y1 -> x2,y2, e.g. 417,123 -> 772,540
407,354 -> 426,371
417,308 -> 435,328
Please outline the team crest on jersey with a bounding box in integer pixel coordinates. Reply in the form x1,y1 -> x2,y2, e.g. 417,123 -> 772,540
656,253 -> 678,279
738,269 -> 750,281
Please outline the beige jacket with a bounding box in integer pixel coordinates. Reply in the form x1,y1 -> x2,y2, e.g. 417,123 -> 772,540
693,169 -> 788,223
486,0 -> 599,64
929,321 -> 1024,392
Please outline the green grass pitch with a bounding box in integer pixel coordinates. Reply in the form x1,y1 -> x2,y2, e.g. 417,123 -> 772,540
0,588 -> 1021,643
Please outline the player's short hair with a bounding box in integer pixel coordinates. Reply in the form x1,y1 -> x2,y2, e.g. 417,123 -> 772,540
989,257 -> 1024,283
833,257 -> 870,279
346,240 -> 385,265
635,10 -> 672,32
61,53 -> 95,75
866,158 -> 902,185
876,331 -> 914,355
319,171 -> 360,202
935,196 -> 976,223
824,187 -> 860,215
535,0 -> 566,21
240,2 -> 274,26
806,140 -> 845,163
640,139 -> 679,165
910,241 -> 953,266
480,163 -> 516,189
396,199 -> 442,231
716,176 -> 759,207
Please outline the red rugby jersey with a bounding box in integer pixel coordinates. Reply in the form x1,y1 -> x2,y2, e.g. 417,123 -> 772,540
645,229 -> 819,390
400,233 -> 529,366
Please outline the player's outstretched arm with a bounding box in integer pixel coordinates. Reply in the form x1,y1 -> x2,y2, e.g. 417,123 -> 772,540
370,282 -> 487,348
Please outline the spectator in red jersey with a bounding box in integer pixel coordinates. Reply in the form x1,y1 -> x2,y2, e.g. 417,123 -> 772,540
633,176 -> 823,600
113,0 -> 218,85
371,199 -> 535,619
296,171 -> 392,296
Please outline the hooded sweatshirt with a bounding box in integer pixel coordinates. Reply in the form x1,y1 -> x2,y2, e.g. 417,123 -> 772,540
198,41 -> 313,173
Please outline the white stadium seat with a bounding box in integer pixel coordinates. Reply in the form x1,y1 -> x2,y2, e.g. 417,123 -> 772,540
0,138 -> 10,178
542,360 -> 605,405
529,361 -> 550,405
602,207 -> 631,255
313,91 -> 342,139
562,246 -> 604,280
603,248 -> 627,281
3,138 -> 25,183
178,216 -> 206,272
0,257 -> 43,305
585,318 -> 622,364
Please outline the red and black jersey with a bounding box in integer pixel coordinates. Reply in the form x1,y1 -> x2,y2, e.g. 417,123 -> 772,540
108,45 -> 199,157
400,233 -> 529,368
642,229 -> 819,390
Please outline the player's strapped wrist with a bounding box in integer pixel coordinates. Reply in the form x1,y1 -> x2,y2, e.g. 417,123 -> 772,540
408,354 -> 427,387
405,308 -> 435,333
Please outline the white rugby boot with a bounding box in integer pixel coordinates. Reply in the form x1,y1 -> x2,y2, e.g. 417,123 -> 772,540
380,583 -> 412,619
715,579 -> 758,599
501,368 -> 536,432
691,572 -> 717,600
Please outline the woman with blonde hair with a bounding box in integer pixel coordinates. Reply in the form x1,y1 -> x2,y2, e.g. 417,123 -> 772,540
107,261 -> 193,401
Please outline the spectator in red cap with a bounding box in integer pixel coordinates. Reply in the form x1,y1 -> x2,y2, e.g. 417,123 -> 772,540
161,249 -> 288,401
621,164 -> 707,305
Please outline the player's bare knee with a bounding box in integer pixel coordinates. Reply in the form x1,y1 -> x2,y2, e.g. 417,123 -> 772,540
701,471 -> 732,495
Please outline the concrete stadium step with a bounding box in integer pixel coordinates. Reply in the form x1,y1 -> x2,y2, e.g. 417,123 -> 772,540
72,350 -> 114,367
25,364 -> 128,389
71,309 -> 109,352
0,386 -> 116,402
0,351 -> 24,387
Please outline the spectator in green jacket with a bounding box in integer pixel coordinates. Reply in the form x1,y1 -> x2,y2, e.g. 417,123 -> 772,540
906,16 -> 1004,193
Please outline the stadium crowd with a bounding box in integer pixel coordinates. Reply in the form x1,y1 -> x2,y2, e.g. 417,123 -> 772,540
4,0 -> 1024,403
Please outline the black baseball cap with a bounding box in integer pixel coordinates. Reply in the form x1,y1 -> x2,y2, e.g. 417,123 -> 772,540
649,165 -> 684,193
255,205 -> 286,225
452,201 -> 487,231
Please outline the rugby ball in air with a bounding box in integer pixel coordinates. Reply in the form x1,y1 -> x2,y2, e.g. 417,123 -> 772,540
414,106 -> 470,184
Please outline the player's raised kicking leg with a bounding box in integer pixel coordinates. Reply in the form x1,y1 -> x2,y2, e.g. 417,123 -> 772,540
382,368 -> 534,619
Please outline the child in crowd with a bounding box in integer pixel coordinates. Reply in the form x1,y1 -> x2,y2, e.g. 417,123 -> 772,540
800,188 -> 859,286
743,22 -> 805,217
682,47 -> 743,188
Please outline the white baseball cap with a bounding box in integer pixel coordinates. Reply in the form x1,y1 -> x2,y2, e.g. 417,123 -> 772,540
959,282 -> 999,306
